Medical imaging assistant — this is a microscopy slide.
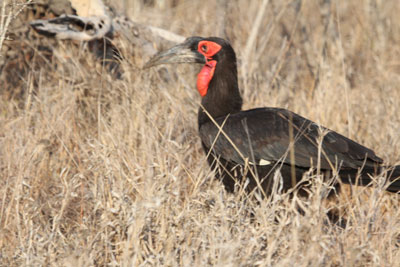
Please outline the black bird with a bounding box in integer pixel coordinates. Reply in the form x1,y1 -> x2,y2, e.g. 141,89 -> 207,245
145,36 -> 400,196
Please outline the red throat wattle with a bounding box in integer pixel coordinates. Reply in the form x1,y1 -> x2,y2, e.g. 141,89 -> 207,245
197,60 -> 217,97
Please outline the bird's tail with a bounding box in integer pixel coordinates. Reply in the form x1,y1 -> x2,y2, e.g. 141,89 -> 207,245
339,165 -> 400,193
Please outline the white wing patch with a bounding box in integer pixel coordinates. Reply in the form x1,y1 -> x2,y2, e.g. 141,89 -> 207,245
249,159 -> 272,166
258,159 -> 272,166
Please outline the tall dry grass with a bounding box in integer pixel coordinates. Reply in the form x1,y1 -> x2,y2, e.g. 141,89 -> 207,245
1,0 -> 400,265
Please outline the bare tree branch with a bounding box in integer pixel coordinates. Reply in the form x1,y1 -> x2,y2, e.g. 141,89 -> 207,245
30,14 -> 111,41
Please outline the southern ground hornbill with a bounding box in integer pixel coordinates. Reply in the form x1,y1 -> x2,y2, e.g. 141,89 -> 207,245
145,36 -> 400,196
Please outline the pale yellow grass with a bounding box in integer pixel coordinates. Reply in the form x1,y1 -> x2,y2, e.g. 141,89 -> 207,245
1,0 -> 400,266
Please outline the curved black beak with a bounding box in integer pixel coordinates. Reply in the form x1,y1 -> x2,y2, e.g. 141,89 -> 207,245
143,40 -> 206,69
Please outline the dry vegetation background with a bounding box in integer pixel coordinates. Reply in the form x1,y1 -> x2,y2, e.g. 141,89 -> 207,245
1,0 -> 400,265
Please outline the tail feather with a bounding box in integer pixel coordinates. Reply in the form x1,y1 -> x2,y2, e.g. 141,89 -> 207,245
383,166 -> 400,192
339,165 -> 400,193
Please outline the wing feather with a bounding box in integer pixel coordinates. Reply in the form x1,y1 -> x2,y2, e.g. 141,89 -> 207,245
199,108 -> 382,169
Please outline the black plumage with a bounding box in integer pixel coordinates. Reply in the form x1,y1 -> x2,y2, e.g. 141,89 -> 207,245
145,36 -> 400,195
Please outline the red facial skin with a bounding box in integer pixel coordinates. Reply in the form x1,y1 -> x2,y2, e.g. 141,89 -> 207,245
196,41 -> 222,97
197,60 -> 217,97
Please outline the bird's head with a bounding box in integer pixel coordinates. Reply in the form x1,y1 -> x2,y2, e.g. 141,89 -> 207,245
144,37 -> 237,97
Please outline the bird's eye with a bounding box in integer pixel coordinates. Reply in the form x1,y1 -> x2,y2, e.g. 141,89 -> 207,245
201,45 -> 208,53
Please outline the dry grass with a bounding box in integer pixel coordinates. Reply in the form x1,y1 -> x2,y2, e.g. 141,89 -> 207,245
1,0 -> 400,265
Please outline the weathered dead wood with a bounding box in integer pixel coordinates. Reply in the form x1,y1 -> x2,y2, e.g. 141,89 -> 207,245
30,12 -> 185,45
30,14 -> 112,41
29,0 -> 185,77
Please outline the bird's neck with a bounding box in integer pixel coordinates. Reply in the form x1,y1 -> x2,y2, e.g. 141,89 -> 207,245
198,62 -> 243,126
